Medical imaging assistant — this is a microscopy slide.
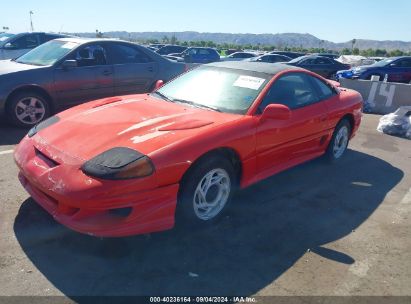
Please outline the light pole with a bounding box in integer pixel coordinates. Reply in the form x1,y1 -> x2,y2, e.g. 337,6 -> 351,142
29,11 -> 34,32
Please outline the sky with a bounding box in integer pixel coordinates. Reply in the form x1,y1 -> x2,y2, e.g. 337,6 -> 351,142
2,0 -> 411,42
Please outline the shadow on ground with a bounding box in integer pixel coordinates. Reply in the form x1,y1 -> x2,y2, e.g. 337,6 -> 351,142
0,122 -> 28,146
14,150 -> 403,297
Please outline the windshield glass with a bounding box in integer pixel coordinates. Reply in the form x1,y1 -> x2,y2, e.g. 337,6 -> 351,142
370,58 -> 395,67
288,56 -> 307,63
156,66 -> 271,114
15,40 -> 78,66
0,33 -> 15,46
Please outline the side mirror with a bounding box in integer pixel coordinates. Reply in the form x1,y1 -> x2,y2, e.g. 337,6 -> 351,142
3,42 -> 15,50
261,104 -> 291,121
61,59 -> 78,69
152,80 -> 164,92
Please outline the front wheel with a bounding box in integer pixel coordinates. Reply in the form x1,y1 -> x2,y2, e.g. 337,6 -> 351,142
7,91 -> 51,127
177,155 -> 235,226
325,120 -> 351,162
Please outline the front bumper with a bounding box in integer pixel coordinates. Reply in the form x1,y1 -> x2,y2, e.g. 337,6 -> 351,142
15,136 -> 179,237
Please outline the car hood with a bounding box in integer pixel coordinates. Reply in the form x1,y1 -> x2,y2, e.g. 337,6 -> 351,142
34,95 -> 240,163
352,65 -> 377,71
0,59 -> 42,75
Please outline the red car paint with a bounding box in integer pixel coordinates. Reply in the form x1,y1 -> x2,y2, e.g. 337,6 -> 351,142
14,68 -> 362,237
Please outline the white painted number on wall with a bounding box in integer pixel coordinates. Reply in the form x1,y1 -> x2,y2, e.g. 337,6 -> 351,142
367,82 -> 396,108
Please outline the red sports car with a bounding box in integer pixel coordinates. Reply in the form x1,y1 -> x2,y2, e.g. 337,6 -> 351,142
14,62 -> 363,237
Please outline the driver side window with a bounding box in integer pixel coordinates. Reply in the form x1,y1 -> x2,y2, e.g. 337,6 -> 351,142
258,73 -> 319,113
73,44 -> 107,67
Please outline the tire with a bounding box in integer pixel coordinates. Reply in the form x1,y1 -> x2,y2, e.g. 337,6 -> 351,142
177,155 -> 236,227
325,119 -> 351,162
7,91 -> 51,127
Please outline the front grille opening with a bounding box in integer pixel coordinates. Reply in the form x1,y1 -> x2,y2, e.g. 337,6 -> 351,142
35,148 -> 59,168
108,207 -> 133,218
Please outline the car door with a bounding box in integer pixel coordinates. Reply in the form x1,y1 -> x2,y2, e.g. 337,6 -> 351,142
196,48 -> 213,63
53,43 -> 114,107
388,58 -> 411,83
2,33 -> 40,59
255,72 -> 329,178
106,43 -> 159,95
312,57 -> 335,78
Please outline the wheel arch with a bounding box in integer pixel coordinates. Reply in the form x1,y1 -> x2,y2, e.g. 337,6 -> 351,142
339,113 -> 355,134
179,147 -> 243,189
6,85 -> 54,113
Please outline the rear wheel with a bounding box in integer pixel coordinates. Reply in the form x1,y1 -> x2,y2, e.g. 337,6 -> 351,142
7,91 -> 51,127
325,119 -> 351,162
177,155 -> 235,226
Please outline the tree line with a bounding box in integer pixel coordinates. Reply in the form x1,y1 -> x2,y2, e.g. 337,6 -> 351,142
105,33 -> 411,57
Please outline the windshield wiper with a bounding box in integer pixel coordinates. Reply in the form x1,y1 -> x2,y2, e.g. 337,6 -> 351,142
171,98 -> 221,112
15,60 -> 44,66
151,91 -> 173,102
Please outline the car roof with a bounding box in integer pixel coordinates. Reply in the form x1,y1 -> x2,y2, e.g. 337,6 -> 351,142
54,37 -> 127,44
187,47 -> 215,49
206,61 -> 305,75
390,56 -> 411,60
13,32 -> 70,36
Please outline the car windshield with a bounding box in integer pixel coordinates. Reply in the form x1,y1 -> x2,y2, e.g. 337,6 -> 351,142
156,66 -> 271,114
15,40 -> 79,66
370,58 -> 395,67
0,33 -> 15,46
288,56 -> 307,63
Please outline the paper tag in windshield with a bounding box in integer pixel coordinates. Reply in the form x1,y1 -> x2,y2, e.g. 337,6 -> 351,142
61,42 -> 77,49
233,76 -> 265,90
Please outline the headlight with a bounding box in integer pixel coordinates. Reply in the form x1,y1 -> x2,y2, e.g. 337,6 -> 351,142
28,116 -> 60,138
81,147 -> 154,180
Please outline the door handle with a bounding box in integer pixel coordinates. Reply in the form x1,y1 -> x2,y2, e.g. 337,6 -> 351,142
102,70 -> 113,76
148,66 -> 154,72
320,115 -> 327,122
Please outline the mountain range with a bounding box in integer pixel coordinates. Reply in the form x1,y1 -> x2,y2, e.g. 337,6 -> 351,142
72,31 -> 411,51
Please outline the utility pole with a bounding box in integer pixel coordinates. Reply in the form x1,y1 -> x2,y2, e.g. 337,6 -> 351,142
29,11 -> 34,32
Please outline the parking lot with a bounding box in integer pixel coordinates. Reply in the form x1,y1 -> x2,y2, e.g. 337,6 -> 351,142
0,114 -> 410,298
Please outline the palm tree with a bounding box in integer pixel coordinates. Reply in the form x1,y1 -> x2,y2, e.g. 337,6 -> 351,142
351,39 -> 357,53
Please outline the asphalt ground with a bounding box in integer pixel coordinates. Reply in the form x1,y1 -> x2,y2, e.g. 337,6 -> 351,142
0,114 -> 410,300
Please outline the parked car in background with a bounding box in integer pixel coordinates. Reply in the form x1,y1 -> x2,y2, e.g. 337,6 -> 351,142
14,61 -> 362,237
269,51 -> 306,59
147,44 -> 165,51
177,47 -> 220,63
336,56 -> 411,83
221,52 -> 257,61
163,55 -> 184,62
224,49 -> 242,56
0,38 -> 187,127
247,54 -> 292,63
0,32 -> 71,60
287,55 -> 350,79
156,45 -> 187,55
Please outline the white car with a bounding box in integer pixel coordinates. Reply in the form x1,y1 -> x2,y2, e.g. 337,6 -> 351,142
0,32 -> 70,60
220,52 -> 257,61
